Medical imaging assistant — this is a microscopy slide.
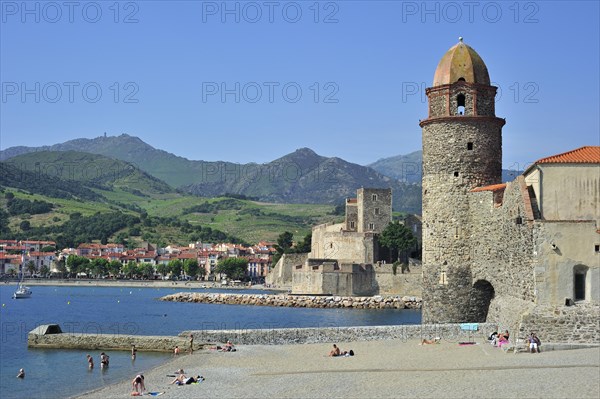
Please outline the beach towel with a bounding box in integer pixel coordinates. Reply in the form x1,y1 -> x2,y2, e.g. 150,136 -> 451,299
460,323 -> 479,331
146,393 -> 165,396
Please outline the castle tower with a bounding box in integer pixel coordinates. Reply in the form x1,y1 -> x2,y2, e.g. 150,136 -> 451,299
420,39 -> 505,323
356,188 -> 392,234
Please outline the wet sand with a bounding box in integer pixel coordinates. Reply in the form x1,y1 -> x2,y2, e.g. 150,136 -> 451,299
77,339 -> 600,399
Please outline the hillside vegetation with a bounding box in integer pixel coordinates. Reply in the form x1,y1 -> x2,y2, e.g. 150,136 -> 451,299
0,180 -> 335,246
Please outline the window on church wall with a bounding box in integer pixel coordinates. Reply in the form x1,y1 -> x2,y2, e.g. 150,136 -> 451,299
457,94 -> 466,115
374,208 -> 380,215
467,142 -> 473,150
372,194 -> 378,201
350,221 -> 355,229
368,223 -> 375,230
439,270 -> 448,285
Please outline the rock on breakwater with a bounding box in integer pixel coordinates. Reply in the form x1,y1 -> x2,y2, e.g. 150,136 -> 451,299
160,292 -> 422,309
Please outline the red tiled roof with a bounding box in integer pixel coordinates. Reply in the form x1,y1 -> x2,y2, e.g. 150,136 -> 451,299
471,183 -> 507,193
534,146 -> 600,165
347,198 -> 357,204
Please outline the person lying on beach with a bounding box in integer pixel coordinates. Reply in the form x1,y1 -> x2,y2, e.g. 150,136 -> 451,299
328,344 -> 341,357
170,374 -> 204,385
222,340 -> 236,352
420,337 -> 441,345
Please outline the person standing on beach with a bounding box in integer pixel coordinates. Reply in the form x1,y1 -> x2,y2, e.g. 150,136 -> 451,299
131,345 -> 137,361
189,334 -> 194,354
86,354 -> 94,369
174,345 -> 180,356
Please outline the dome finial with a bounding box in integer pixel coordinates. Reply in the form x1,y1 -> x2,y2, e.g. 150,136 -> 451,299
459,37 -> 463,43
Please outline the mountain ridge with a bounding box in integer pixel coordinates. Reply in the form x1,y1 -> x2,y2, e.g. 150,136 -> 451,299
1,135 -> 421,212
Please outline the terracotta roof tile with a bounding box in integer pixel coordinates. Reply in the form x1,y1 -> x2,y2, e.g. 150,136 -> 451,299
535,146 -> 600,165
471,183 -> 507,192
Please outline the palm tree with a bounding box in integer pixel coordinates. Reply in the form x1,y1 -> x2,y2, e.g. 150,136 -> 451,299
26,260 -> 37,277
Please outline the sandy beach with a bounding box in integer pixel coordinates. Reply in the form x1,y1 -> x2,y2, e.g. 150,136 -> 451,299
77,339 -> 600,399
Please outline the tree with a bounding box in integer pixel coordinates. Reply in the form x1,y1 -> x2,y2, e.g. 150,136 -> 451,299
108,260 -> 122,278
66,255 -> 90,277
19,220 -> 31,231
26,260 -> 37,276
276,231 -> 294,253
272,231 -> 294,267
183,259 -> 199,280
216,257 -> 248,280
294,233 -> 312,253
39,265 -> 50,277
56,259 -> 67,278
156,262 -> 171,279
90,258 -> 108,278
122,261 -> 138,279
168,260 -> 183,280
140,263 -> 155,279
196,264 -> 207,280
379,221 -> 417,268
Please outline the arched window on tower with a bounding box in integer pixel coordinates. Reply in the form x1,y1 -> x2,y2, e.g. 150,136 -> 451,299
457,94 -> 466,115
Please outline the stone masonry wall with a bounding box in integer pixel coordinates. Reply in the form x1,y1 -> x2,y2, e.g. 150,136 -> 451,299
421,116 -> 504,323
28,332 -> 191,352
373,263 -> 422,297
28,323 -> 498,350
266,252 -> 308,288
357,188 -> 393,234
469,180 -> 536,302
518,304 -> 600,344
181,323 -> 498,345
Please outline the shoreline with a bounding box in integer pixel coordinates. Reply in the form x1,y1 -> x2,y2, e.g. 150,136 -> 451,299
7,278 -> 287,291
75,338 -> 600,399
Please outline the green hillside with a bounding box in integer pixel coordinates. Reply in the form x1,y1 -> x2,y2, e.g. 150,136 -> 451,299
6,151 -> 174,197
0,149 -> 392,245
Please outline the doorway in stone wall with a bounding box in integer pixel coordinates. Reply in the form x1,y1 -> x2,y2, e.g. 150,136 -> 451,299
468,280 -> 495,322
574,265 -> 589,301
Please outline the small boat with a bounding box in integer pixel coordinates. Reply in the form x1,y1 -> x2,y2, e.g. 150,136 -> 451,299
13,284 -> 32,299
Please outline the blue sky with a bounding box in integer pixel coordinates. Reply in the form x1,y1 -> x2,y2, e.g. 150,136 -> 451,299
1,1 -> 598,170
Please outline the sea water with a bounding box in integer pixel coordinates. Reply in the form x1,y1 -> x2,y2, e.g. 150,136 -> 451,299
0,284 -> 420,398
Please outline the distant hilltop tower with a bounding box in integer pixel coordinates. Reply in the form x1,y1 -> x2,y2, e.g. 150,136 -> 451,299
420,38 -> 505,323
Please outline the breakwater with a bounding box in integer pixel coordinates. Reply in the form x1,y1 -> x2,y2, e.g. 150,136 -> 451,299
160,292 -> 422,309
27,325 -> 192,352
28,323 -> 498,349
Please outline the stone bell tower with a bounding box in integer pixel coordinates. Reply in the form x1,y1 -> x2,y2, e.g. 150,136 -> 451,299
420,38 -> 505,323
